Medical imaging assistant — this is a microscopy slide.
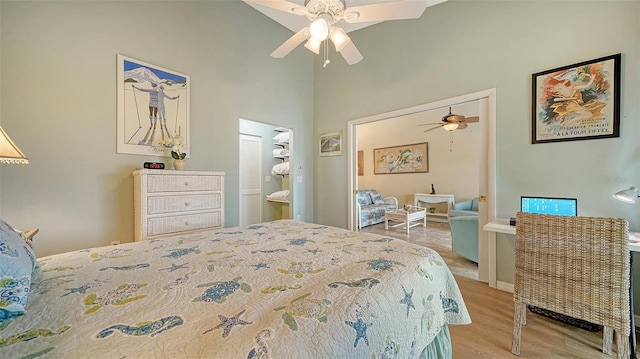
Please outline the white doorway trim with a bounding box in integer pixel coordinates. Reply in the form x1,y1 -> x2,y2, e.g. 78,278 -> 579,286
347,88 -> 497,286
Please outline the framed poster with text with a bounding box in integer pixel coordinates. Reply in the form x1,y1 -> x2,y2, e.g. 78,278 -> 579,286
532,54 -> 620,144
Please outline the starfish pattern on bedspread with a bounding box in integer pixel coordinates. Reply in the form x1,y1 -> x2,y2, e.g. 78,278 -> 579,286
345,318 -> 372,347
204,310 -> 252,338
400,284 -> 416,317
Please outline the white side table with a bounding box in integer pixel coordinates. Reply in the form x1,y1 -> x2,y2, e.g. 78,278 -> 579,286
413,193 -> 455,222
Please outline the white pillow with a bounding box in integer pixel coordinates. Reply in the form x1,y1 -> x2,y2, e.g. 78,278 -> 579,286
272,148 -> 289,157
271,162 -> 290,175
267,190 -> 290,201
273,132 -> 289,144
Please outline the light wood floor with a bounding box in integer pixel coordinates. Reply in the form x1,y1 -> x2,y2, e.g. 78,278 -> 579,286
361,220 -> 635,358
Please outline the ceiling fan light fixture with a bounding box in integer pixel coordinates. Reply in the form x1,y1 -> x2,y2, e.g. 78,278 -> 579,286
443,123 -> 459,131
304,38 -> 321,54
329,27 -> 350,52
309,18 -> 329,41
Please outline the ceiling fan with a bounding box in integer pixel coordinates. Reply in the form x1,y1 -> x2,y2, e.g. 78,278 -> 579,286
243,0 -> 447,65
419,107 -> 480,133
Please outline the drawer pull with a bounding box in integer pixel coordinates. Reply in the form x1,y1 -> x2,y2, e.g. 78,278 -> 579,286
184,202 -> 190,207
184,182 -> 190,187
184,221 -> 190,226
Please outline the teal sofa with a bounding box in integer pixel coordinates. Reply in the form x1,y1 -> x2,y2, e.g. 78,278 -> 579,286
448,215 -> 479,263
356,189 -> 398,229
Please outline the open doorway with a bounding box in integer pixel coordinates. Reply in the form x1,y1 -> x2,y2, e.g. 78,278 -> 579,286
347,89 -> 496,284
239,119 -> 293,225
355,101 -> 481,280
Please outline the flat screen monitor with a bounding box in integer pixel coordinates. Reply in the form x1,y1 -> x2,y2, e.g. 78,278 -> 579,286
520,196 -> 578,216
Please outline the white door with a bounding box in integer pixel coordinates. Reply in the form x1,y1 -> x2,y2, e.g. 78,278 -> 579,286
239,134 -> 262,225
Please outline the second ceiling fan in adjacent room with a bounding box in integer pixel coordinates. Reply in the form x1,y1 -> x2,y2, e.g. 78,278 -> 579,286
419,107 -> 480,133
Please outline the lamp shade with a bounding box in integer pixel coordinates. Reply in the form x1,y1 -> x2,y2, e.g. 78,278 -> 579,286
613,186 -> 638,203
309,18 -> 329,41
304,38 -> 321,54
329,27 -> 350,52
0,125 -> 29,164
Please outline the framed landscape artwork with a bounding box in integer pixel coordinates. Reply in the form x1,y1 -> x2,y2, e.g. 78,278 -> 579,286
532,53 -> 620,144
374,142 -> 428,175
117,54 -> 190,157
319,131 -> 342,156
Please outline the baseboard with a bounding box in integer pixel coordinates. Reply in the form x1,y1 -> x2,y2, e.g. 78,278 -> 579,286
496,281 -> 514,293
636,314 -> 640,328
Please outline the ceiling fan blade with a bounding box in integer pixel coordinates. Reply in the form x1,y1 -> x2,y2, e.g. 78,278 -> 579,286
424,124 -> 445,133
339,41 -> 363,65
456,123 -> 468,130
417,122 -> 444,126
344,0 -> 430,24
270,27 -> 309,58
242,0 -> 307,16
464,116 -> 480,123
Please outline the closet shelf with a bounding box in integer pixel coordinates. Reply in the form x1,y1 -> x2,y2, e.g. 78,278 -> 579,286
266,198 -> 289,204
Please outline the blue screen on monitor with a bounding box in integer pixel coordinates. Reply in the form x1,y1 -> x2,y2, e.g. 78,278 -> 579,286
520,196 -> 577,216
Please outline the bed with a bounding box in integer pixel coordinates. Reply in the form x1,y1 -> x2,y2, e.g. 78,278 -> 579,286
1,219 -> 470,358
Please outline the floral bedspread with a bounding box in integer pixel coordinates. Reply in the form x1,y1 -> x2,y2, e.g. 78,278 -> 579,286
0,220 -> 470,358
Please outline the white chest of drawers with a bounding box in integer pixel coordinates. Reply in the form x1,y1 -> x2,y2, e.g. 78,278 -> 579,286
133,169 -> 225,241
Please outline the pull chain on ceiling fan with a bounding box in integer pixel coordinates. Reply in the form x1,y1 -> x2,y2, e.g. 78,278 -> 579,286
243,0 -> 448,65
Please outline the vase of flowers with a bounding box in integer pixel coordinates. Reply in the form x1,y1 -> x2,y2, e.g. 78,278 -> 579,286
173,158 -> 186,171
165,134 -> 187,170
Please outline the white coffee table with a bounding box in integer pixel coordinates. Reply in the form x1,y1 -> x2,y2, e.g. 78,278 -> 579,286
385,207 -> 427,234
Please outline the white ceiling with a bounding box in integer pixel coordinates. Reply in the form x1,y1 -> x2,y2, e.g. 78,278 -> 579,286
243,0 -> 447,34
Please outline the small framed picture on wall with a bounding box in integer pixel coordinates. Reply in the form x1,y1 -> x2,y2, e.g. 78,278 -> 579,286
319,131 -> 342,156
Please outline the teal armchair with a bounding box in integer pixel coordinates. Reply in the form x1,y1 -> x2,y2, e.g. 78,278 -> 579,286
448,215 -> 478,263
449,197 -> 479,218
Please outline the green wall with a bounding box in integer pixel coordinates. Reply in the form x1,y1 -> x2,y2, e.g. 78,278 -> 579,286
313,0 -> 639,230
312,0 -> 639,309
0,0 -> 314,257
